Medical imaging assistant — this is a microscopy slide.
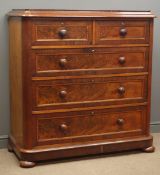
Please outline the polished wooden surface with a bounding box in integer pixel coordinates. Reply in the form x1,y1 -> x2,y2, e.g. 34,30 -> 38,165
8,135 -> 153,165
8,10 -> 155,167
33,75 -> 147,108
32,19 -> 92,45
7,9 -> 155,18
9,17 -> 23,146
95,20 -> 149,44
37,106 -> 146,145
32,47 -> 148,76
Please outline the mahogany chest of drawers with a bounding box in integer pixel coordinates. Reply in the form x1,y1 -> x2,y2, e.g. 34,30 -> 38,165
8,10 -> 155,167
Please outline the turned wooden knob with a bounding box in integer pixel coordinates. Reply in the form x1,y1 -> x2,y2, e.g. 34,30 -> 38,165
58,29 -> 67,38
117,118 -> 124,125
60,124 -> 68,131
119,56 -> 126,64
59,58 -> 67,67
120,28 -> 127,37
91,49 -> 95,53
118,86 -> 125,94
59,90 -> 67,98
90,111 -> 95,115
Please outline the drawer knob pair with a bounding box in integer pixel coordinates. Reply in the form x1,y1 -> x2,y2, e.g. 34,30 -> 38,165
117,118 -> 124,125
59,58 -> 67,67
120,28 -> 127,37
59,29 -> 67,38
118,86 -> 125,94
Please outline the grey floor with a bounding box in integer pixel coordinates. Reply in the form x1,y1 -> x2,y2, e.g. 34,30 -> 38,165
0,133 -> 160,175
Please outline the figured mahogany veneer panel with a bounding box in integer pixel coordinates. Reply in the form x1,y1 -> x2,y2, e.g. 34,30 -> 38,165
32,47 -> 148,76
33,75 -> 147,109
95,20 -> 149,44
32,19 -> 92,45
36,106 -> 146,144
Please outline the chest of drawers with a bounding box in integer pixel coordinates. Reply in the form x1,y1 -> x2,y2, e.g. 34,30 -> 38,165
8,10 -> 155,168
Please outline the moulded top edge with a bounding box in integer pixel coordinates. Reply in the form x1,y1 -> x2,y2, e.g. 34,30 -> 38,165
7,9 -> 156,18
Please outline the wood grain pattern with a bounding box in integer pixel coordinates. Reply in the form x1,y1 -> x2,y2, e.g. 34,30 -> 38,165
7,9 -> 155,18
95,20 -> 149,44
32,72 -> 148,81
33,47 -> 148,76
37,106 -> 146,144
32,102 -> 148,115
32,19 -> 92,45
9,17 -> 23,146
31,44 -> 150,49
33,75 -> 147,108
8,10 -> 155,167
145,20 -> 154,135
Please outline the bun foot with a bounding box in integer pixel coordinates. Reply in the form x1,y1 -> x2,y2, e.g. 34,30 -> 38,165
8,143 -> 13,152
20,161 -> 36,168
142,146 -> 155,153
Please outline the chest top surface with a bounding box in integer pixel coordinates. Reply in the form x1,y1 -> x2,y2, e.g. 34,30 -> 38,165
7,9 -> 155,18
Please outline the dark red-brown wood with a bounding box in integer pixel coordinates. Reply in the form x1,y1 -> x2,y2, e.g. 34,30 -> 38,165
8,10 -> 155,168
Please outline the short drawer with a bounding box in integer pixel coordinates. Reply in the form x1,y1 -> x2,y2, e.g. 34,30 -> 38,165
36,106 -> 147,145
31,19 -> 92,45
32,74 -> 148,110
95,20 -> 149,45
32,47 -> 149,76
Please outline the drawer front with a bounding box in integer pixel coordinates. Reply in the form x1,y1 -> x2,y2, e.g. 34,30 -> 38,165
32,75 -> 147,109
32,47 -> 148,76
95,20 -> 149,44
36,106 -> 147,145
31,19 -> 92,45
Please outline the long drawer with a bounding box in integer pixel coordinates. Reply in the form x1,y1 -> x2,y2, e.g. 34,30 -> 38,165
32,74 -> 148,110
32,47 -> 149,77
35,105 -> 147,145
